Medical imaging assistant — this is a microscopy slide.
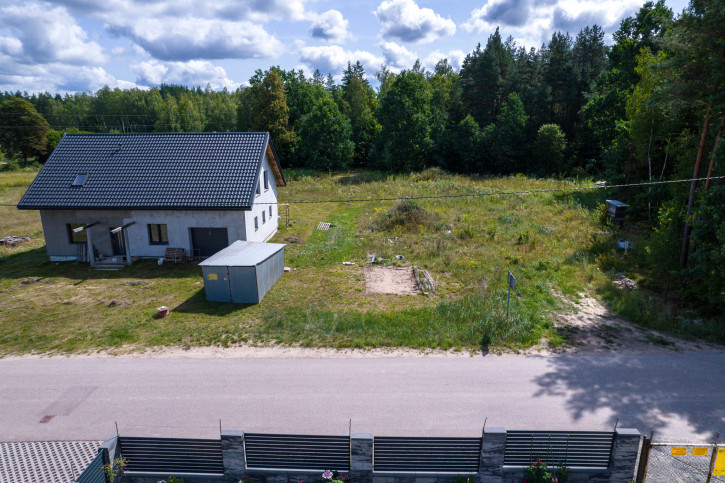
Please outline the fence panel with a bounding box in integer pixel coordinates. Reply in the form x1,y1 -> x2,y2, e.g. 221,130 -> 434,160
119,437 -> 224,474
75,451 -> 105,483
504,431 -> 614,469
644,443 -> 724,482
244,433 -> 350,471
373,437 -> 482,473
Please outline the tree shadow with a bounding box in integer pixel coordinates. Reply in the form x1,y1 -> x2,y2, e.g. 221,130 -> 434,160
532,353 -> 724,438
337,171 -> 387,185
553,190 -> 609,211
172,289 -> 254,315
0,247 -> 200,280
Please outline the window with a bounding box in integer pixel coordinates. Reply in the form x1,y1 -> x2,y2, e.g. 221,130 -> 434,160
263,170 -> 269,190
269,206 -> 273,217
71,174 -> 87,187
254,216 -> 259,231
255,181 -> 261,196
262,211 -> 266,224
67,224 -> 87,244
148,224 -> 169,245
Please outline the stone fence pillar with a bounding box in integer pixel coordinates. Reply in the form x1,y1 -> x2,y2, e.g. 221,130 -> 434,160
350,433 -> 373,483
221,430 -> 246,483
480,427 -> 506,483
609,428 -> 641,482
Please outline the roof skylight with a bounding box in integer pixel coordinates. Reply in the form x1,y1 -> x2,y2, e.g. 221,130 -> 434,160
72,174 -> 88,187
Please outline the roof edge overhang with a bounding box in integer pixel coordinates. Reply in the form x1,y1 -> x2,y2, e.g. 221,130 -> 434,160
265,134 -> 286,188
17,205 -> 253,211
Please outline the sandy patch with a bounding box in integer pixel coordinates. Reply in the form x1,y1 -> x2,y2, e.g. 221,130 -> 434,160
542,294 -> 720,354
365,266 -> 420,295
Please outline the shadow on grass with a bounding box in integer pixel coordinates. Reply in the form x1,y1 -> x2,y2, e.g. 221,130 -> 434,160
172,289 -> 253,315
337,171 -> 387,185
0,247 -> 200,280
553,190 -> 608,210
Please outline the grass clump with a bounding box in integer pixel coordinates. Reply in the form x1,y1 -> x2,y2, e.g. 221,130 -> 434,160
371,199 -> 444,232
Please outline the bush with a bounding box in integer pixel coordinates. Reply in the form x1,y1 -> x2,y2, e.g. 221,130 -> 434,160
371,200 -> 443,232
412,166 -> 451,182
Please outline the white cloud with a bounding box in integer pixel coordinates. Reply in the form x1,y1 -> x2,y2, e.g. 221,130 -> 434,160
109,18 -> 283,61
374,0 -> 456,43
423,49 -> 466,71
132,59 -> 239,90
379,41 -> 418,70
462,0 -> 642,47
309,10 -> 349,43
0,2 -> 105,66
298,45 -> 383,78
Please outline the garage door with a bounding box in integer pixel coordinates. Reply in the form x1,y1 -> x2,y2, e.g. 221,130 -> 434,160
191,228 -> 229,257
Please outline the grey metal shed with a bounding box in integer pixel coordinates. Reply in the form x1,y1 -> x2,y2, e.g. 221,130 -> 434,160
199,241 -> 285,304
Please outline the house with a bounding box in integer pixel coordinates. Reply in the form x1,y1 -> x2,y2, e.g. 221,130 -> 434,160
17,132 -> 285,265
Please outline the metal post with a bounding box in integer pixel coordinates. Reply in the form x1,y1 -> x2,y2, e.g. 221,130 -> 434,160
506,287 -> 511,320
705,432 -> 720,483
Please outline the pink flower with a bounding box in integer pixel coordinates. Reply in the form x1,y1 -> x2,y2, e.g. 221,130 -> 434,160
322,470 -> 333,479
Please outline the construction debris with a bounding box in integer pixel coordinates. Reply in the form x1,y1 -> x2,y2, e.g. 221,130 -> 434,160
0,236 -> 30,247
413,267 -> 436,293
342,262 -> 356,266
284,266 -> 292,272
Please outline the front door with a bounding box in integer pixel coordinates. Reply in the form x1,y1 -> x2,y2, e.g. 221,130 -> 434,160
110,229 -> 125,256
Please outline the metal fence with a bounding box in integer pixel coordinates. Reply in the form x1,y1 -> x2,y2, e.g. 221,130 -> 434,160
504,431 -> 615,469
244,433 -> 350,471
373,436 -> 482,473
118,436 -> 224,475
75,451 -> 105,483
640,441 -> 725,483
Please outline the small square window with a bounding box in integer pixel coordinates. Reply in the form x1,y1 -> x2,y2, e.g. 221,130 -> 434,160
71,174 -> 87,187
254,216 -> 259,231
262,211 -> 266,224
67,223 -> 87,244
148,224 -> 169,245
263,171 -> 269,190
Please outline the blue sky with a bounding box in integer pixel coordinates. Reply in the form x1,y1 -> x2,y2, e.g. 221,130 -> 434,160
0,0 -> 688,94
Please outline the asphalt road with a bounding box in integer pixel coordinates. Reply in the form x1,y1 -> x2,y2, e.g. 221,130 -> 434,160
1,352 -> 723,442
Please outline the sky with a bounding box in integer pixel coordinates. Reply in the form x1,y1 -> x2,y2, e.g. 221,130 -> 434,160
0,0 -> 689,94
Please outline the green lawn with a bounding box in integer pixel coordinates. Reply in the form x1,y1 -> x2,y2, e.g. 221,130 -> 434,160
0,168 -> 622,355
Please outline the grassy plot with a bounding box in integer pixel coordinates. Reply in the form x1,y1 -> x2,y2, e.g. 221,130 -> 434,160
1,168 -> 618,355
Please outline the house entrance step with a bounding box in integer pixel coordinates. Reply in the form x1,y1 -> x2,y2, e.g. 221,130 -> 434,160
93,261 -> 126,271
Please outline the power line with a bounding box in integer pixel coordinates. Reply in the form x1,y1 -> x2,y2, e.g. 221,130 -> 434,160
1,176 -> 722,207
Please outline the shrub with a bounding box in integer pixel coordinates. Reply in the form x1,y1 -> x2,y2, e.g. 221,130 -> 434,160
412,166 -> 451,181
371,200 -> 443,232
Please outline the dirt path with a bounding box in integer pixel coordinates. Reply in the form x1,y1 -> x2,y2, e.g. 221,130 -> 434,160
544,294 -> 720,354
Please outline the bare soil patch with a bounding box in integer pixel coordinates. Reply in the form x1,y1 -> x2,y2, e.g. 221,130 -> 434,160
365,266 -> 420,295
549,294 -> 719,354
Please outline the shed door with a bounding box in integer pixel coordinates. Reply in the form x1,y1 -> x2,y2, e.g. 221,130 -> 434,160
228,266 -> 259,304
203,267 -> 231,302
191,228 -> 229,257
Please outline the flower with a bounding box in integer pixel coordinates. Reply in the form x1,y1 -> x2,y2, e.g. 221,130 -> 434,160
322,470 -> 333,479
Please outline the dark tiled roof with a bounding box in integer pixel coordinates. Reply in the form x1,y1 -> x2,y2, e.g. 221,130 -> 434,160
18,132 -> 282,210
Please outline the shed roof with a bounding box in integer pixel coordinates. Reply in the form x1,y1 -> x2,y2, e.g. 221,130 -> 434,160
199,240 -> 285,267
17,132 -> 285,211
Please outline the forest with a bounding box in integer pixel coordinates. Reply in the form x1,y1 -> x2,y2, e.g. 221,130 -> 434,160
0,0 -> 723,320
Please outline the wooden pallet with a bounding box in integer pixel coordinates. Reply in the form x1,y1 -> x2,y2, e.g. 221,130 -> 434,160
317,222 -> 332,231
164,248 -> 186,263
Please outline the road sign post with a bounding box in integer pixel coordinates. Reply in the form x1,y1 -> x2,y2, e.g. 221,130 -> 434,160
506,271 -> 516,320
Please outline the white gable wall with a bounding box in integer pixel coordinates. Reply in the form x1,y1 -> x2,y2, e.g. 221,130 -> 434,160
244,150 -> 279,242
